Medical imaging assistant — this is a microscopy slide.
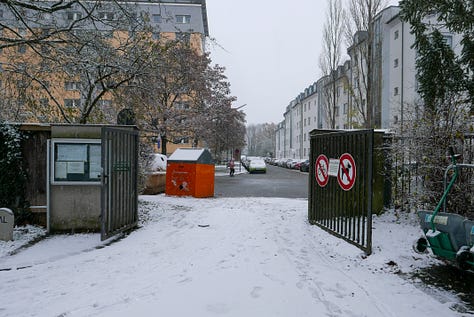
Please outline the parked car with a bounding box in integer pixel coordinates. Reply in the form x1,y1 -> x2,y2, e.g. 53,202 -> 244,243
283,159 -> 294,168
248,159 -> 267,173
299,159 -> 310,172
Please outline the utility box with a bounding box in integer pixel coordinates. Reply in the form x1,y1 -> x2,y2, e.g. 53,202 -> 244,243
166,148 -> 214,198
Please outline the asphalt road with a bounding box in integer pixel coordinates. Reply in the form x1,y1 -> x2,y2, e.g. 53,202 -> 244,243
214,164 -> 309,198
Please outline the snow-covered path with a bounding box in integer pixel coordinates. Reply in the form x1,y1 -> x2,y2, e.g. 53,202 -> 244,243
0,195 -> 466,316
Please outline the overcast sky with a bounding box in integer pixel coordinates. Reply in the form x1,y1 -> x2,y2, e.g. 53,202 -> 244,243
205,0 -> 400,125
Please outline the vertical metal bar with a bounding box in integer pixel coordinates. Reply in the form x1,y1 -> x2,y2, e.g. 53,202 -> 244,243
111,131 -> 116,233
309,136 -> 313,222
127,132 -> 132,226
366,130 -> 374,254
133,132 -> 139,224
46,139 -> 51,234
119,131 -> 124,229
360,132 -> 366,246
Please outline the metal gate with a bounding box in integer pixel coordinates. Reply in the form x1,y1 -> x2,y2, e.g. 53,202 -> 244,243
101,127 -> 139,240
309,129 -> 373,254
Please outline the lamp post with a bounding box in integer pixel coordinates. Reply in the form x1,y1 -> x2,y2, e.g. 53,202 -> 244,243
231,104 -> 246,171
232,103 -> 247,110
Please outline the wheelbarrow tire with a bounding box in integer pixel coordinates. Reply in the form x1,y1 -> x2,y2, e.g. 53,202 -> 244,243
413,237 -> 428,254
456,250 -> 474,271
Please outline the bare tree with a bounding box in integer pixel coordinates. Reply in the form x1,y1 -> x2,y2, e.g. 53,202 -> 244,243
344,0 -> 386,128
201,103 -> 246,162
0,1 -> 150,123
191,63 -> 246,158
121,40 -> 242,156
319,0 -> 346,129
246,123 -> 276,157
0,0 -> 141,49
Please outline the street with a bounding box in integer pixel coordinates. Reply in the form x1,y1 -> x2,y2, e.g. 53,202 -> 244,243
215,164 -> 308,198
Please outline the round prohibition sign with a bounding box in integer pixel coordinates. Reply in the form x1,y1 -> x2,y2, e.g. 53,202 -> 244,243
315,154 -> 329,187
337,153 -> 356,191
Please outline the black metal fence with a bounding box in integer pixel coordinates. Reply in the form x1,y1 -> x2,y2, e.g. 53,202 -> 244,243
391,133 -> 474,214
101,127 -> 139,240
309,129 -> 374,255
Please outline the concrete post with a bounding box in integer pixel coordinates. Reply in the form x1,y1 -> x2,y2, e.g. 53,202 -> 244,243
0,208 -> 14,241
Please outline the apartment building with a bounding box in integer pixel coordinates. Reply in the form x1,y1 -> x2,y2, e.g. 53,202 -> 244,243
274,5 -> 464,160
301,83 -> 318,157
375,6 -> 463,129
0,0 -> 209,122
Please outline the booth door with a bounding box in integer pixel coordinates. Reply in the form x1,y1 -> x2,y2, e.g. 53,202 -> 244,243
101,127 -> 139,240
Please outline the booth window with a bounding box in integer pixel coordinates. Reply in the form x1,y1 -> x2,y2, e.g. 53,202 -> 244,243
52,139 -> 101,183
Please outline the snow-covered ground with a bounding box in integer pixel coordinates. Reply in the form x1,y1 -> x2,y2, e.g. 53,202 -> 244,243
0,195 -> 470,316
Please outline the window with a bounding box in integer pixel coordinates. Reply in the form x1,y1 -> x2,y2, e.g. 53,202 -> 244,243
335,106 -> 340,117
65,81 -> 80,91
18,44 -> 26,54
308,117 -> 311,125
100,30 -> 114,38
394,87 -> 399,96
65,99 -> 81,108
67,12 -> 82,21
152,14 -> 162,23
176,32 -> 190,43
52,139 -> 101,183
17,80 -> 27,88
152,32 -> 160,40
140,11 -> 150,22
99,99 -> 112,107
176,15 -> 191,24
443,35 -> 453,48
98,12 -> 114,20
394,58 -> 399,68
343,103 -> 348,114
39,12 -> 52,21
176,102 -> 190,110
39,98 -> 49,107
394,30 -> 399,40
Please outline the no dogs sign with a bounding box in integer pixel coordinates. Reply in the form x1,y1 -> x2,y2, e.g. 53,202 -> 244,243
337,153 -> 356,191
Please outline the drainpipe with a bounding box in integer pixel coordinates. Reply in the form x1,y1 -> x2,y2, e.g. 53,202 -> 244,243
401,20 -> 404,135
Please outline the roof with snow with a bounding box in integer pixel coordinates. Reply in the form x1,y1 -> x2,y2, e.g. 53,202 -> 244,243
168,148 -> 213,164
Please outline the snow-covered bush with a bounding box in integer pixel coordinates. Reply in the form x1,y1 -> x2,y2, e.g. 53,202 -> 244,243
0,122 -> 31,225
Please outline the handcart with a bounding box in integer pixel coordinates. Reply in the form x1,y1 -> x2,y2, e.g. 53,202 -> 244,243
414,147 -> 474,270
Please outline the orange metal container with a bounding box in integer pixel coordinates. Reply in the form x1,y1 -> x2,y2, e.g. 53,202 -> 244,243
165,148 -> 214,198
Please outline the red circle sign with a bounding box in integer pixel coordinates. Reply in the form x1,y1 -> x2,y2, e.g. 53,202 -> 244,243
337,153 -> 356,191
315,154 -> 329,187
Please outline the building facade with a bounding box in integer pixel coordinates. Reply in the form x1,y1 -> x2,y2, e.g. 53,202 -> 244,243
0,0 -> 209,154
274,5 -> 464,160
